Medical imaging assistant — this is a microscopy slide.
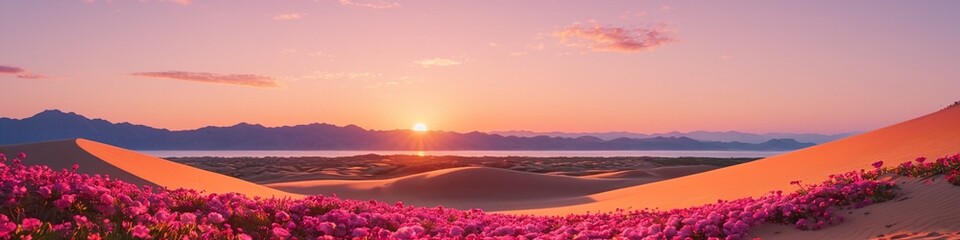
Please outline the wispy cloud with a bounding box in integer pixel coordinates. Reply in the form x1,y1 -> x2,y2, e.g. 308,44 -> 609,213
300,71 -> 382,80
164,0 -> 192,5
619,10 -> 647,20
0,65 -> 50,79
554,21 -> 677,53
413,58 -> 462,68
82,0 -> 191,5
273,13 -> 304,21
131,71 -> 279,88
339,0 -> 400,9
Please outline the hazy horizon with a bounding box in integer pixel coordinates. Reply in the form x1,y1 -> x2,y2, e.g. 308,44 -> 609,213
5,109 -> 860,136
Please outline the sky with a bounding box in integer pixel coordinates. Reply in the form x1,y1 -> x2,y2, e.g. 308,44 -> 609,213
1,0 -> 958,134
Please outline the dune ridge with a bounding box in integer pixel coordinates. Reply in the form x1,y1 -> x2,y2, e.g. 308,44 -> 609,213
0,139 -> 298,198
504,105 -> 960,215
267,166 -> 673,211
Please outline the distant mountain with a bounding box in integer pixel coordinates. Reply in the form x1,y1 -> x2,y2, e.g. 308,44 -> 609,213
0,110 -> 816,151
491,130 -> 855,144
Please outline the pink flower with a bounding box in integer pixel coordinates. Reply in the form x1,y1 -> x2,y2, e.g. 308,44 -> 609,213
275,211 -> 291,222
179,213 -> 197,224
55,194 -> 76,209
21,218 -> 41,232
16,152 -> 26,159
0,216 -> 15,237
37,186 -> 53,198
916,157 -> 927,164
871,161 -> 883,168
207,212 -> 225,224
317,222 -> 336,235
131,225 -> 150,238
272,226 -> 290,238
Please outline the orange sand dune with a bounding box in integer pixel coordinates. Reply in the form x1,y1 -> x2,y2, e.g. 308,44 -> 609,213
0,139 -> 299,198
752,176 -> 960,239
504,106 -> 960,215
585,165 -> 719,179
266,166 -> 672,211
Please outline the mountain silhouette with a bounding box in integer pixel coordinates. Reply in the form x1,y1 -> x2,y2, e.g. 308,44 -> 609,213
0,110 -> 815,151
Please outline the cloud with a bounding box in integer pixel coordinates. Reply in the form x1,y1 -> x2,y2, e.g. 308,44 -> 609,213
300,71 -> 382,80
554,21 -> 677,52
166,0 -> 191,5
0,65 -> 50,79
414,58 -> 462,68
131,71 -> 279,88
339,0 -> 400,9
0,66 -> 24,74
273,13 -> 303,21
82,0 -> 191,5
619,10 -> 647,20
308,51 -> 334,58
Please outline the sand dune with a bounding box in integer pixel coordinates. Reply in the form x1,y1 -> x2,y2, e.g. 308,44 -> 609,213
585,165 -> 719,179
751,176 -> 960,239
267,166 -> 670,211
0,139 -> 299,198
504,105 -> 960,215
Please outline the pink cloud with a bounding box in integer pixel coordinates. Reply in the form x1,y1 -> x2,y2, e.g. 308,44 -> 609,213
339,0 -> 400,9
0,65 -> 50,79
554,21 -> 677,52
273,13 -> 304,21
0,65 -> 24,74
163,0 -> 192,5
82,0 -> 191,5
131,71 -> 279,88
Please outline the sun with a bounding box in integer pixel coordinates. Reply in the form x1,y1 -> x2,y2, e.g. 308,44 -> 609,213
412,123 -> 428,132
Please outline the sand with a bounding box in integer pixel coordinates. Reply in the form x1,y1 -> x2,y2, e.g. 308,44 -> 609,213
0,139 -> 299,198
751,175 -> 960,239
266,166 -> 710,211
502,105 -> 960,215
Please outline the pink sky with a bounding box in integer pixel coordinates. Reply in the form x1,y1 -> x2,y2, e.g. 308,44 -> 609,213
1,1 -> 958,134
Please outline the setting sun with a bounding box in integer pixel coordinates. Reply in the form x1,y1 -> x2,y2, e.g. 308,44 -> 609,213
412,123 -> 428,132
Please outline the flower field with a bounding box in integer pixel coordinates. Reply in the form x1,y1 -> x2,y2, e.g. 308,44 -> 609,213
1,152 -> 958,240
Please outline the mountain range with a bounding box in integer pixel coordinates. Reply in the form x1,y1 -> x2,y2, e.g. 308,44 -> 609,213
491,130 -> 855,144
0,110 -> 817,151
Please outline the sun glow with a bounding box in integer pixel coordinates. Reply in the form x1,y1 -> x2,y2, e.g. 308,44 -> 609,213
412,123 -> 428,132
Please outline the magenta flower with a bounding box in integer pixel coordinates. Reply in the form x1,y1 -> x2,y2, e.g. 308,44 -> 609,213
54,194 -> 76,209
179,213 -> 197,224
0,216 -> 15,237
207,212 -> 225,224
275,211 -> 291,222
16,152 -> 26,159
916,157 -> 927,164
131,225 -> 150,238
901,161 -> 914,168
272,226 -> 290,238
21,218 -> 41,232
871,161 -> 883,168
